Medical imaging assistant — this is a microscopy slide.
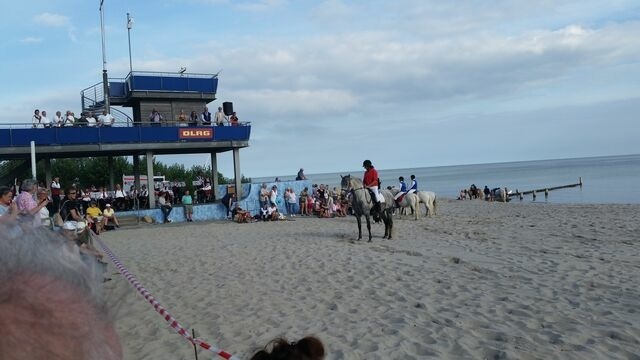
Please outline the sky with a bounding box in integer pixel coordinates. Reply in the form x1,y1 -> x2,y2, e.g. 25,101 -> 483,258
1,0 -> 639,179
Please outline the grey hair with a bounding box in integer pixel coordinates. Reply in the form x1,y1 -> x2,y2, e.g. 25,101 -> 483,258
20,178 -> 38,192
0,221 -> 121,359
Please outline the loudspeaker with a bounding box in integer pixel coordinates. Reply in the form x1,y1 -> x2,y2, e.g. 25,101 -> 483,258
222,102 -> 233,116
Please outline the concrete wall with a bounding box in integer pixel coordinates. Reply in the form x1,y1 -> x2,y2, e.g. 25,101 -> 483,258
119,179 -> 312,223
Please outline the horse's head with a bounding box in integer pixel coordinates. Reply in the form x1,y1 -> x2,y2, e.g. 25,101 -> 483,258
340,174 -> 352,192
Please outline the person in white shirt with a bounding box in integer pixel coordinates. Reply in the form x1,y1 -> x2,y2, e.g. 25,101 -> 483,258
157,192 -> 172,223
54,111 -> 64,127
114,184 -> 126,210
86,111 -> 97,127
98,110 -> 115,127
32,109 -> 42,128
40,110 -> 52,128
64,111 -> 76,127
214,106 -> 227,126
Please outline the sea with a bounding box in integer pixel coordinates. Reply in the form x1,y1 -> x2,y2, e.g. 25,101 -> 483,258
254,154 -> 640,204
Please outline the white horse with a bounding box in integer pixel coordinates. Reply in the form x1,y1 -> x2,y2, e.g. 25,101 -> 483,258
416,191 -> 437,217
389,188 -> 420,220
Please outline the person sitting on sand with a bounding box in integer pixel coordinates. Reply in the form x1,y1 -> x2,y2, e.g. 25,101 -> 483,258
458,189 -> 467,200
232,204 -> 251,223
268,203 -> 280,221
259,203 -> 270,221
103,204 -> 120,228
333,197 -> 347,217
250,336 -> 325,360
85,201 -> 105,234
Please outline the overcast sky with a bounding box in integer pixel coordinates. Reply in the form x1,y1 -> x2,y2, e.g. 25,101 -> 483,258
1,0 -> 639,178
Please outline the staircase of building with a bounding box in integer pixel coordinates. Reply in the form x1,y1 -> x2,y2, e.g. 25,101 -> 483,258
81,81 -> 133,126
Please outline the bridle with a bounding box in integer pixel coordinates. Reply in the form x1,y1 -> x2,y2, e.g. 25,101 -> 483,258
342,176 -> 373,205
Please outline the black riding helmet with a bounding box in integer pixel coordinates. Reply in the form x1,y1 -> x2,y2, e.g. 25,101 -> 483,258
363,160 -> 372,167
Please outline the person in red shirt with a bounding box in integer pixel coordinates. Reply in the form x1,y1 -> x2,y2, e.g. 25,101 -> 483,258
362,160 -> 382,211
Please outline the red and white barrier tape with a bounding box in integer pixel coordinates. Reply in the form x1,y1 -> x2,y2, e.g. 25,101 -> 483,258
94,234 -> 240,360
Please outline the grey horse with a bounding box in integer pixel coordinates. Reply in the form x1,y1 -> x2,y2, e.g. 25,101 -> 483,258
341,175 -> 394,242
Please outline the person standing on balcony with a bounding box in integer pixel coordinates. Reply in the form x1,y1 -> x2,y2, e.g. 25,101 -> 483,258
64,111 -> 76,127
86,111 -> 97,127
230,112 -> 239,126
54,111 -> 64,127
98,109 -> 115,127
215,106 -> 227,126
177,109 -> 188,127
201,106 -> 212,126
32,109 -> 42,128
149,108 -> 163,127
188,111 -> 199,126
40,110 -> 52,128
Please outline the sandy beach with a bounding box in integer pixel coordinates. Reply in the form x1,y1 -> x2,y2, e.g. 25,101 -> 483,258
101,199 -> 640,359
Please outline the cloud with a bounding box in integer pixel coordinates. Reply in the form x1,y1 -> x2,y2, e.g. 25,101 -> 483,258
33,12 -> 77,42
235,0 -> 286,12
20,37 -> 42,44
127,17 -> 638,130
33,12 -> 70,27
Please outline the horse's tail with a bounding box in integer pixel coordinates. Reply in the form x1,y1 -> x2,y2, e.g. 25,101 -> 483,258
432,194 -> 437,215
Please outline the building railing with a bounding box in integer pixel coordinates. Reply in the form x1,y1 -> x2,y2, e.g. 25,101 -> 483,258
0,123 -> 251,148
126,71 -> 218,94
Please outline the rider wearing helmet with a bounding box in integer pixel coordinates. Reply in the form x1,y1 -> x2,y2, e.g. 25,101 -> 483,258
407,174 -> 418,194
394,176 -> 407,204
362,160 -> 382,211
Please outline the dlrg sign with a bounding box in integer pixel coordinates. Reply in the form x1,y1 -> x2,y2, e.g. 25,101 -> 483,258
179,128 -> 213,139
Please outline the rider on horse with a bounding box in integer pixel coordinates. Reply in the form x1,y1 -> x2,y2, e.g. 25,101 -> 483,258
394,176 -> 407,206
408,174 -> 418,194
363,160 -> 382,213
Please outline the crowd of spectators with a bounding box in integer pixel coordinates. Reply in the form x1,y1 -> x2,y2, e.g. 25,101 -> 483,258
29,105 -> 249,128
31,108 -> 115,128
230,183 -> 349,223
145,106 -> 244,127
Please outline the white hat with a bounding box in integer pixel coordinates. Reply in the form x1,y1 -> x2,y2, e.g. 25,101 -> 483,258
106,203 -> 111,207
62,222 -> 76,230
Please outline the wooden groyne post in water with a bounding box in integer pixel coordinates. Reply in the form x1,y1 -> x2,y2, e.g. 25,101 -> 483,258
511,177 -> 582,200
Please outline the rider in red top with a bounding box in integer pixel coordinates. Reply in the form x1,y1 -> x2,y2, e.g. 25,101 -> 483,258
362,160 -> 382,210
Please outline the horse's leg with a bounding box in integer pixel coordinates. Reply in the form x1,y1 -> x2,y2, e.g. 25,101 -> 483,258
365,214 -> 372,242
356,214 -> 362,241
382,211 -> 389,239
383,210 -> 393,239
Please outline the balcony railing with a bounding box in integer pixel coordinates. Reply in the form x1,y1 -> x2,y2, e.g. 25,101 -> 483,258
0,123 -> 250,148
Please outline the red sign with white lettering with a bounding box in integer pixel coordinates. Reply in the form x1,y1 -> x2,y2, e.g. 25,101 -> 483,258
179,128 -> 213,139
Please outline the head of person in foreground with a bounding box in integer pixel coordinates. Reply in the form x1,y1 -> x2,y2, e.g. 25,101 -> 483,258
250,336 -> 325,360
0,220 -> 123,359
